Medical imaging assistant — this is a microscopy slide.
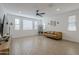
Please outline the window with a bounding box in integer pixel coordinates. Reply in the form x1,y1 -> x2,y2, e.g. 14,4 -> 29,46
15,19 -> 20,30
34,21 -> 38,30
68,15 -> 77,31
43,23 -> 45,29
23,20 -> 33,30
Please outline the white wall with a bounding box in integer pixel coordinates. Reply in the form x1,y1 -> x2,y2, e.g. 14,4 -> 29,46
0,4 -> 4,38
0,4 -> 8,37
0,4 -> 5,22
43,9 -> 79,43
7,14 -> 40,38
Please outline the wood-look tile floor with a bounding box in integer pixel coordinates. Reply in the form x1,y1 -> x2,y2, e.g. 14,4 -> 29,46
10,36 -> 79,55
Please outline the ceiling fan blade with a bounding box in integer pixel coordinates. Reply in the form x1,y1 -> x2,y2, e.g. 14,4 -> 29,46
36,13 -> 38,15
38,14 -> 42,17
36,13 -> 42,17
36,10 -> 45,17
40,13 -> 45,14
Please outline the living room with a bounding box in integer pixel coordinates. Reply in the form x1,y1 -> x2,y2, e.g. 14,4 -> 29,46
0,3 -> 79,55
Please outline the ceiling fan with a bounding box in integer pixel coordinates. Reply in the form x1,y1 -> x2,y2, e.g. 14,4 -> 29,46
36,10 -> 45,17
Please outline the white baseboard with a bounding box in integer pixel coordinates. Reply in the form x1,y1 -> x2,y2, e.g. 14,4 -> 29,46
12,35 -> 38,39
63,39 -> 79,44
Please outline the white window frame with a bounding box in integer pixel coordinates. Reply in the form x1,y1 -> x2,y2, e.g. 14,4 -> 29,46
68,15 -> 77,31
34,21 -> 38,30
43,23 -> 46,29
23,20 -> 33,30
15,18 -> 20,30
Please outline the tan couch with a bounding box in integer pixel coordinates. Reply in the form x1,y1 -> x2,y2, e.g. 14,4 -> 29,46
43,31 -> 62,40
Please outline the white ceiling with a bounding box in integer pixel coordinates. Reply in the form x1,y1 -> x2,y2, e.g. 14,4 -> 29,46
1,3 -> 79,19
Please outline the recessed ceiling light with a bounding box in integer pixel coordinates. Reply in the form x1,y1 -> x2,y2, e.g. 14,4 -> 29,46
56,8 -> 60,11
19,11 -> 22,13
